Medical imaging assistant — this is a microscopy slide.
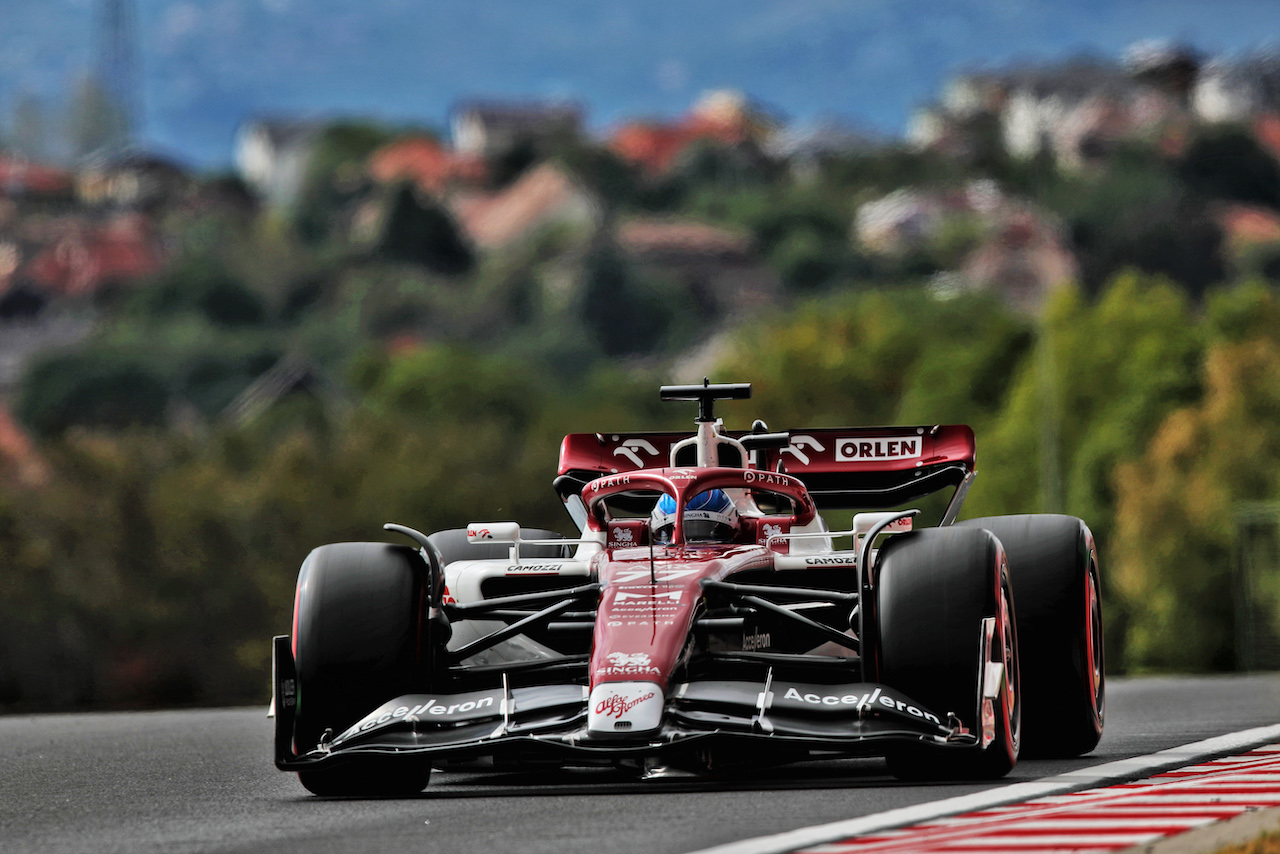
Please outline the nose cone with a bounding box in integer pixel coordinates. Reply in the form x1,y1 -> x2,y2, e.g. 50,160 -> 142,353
587,682 -> 664,735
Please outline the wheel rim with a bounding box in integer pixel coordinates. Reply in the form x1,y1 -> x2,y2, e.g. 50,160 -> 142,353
1084,563 -> 1104,721
1000,570 -> 1021,752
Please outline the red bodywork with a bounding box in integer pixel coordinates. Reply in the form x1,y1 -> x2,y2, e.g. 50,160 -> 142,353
558,426 -> 975,479
563,431 -> 974,706
271,394 -> 1010,783
580,467 -> 816,696
590,548 -> 762,691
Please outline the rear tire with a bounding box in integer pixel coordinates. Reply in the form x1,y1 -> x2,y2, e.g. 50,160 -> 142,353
957,515 -> 1104,758
292,541 -> 430,796
877,528 -> 1020,781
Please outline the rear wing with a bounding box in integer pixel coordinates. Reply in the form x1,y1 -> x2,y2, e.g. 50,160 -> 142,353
555,425 -> 976,520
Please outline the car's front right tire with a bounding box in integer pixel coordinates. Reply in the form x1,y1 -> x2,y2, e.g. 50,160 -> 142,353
957,515 -> 1104,757
291,541 -> 431,796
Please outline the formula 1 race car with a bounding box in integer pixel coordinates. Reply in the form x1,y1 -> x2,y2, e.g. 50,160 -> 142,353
271,381 -> 1105,795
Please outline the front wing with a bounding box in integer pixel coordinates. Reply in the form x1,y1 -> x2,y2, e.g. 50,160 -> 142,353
272,638 -> 979,771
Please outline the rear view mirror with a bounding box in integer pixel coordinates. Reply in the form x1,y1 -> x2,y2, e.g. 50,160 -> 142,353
851,512 -> 914,537
466,522 -> 522,544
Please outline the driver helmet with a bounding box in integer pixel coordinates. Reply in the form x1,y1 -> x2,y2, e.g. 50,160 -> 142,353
650,488 -> 740,544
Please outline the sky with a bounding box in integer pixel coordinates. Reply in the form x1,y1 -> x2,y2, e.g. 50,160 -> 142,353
2,0 -> 1280,169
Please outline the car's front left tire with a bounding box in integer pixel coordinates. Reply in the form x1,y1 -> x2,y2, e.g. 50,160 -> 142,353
876,527 -> 1021,781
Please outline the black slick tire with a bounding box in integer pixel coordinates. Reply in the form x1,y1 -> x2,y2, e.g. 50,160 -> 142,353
956,515 -> 1104,758
291,541 -> 430,796
877,527 -> 1021,781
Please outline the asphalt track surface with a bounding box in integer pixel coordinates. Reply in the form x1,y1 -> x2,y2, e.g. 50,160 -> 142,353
3,674 -> 1279,854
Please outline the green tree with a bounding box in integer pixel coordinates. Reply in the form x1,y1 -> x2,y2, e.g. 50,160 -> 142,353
955,274 -> 1204,670
17,352 -> 169,437
177,343 -> 283,417
579,243 -> 688,358
681,183 -> 860,291
821,145 -> 966,193
769,227 -> 845,291
293,122 -> 393,244
716,287 -> 1028,430
128,256 -> 268,328
1051,145 -> 1226,297
1113,332 -> 1280,671
965,273 -> 1202,543
555,144 -> 640,209
358,182 -> 473,274
893,296 -> 1034,426
1178,126 -> 1280,211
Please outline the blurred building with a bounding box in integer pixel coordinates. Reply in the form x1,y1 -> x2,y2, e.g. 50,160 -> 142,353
173,175 -> 260,225
1217,202 -> 1280,248
367,135 -> 488,196
959,209 -> 1078,312
913,44 -> 1280,170
998,59 -> 1187,168
1193,55 -> 1280,123
76,150 -> 190,210
234,118 -> 323,207
450,101 -> 583,158
0,156 -> 74,201
617,216 -> 779,317
1123,40 -> 1202,103
855,181 -> 1074,312
855,180 -> 1003,254
1254,114 -> 1280,163
24,212 -> 163,297
762,118 -> 877,181
0,404 -> 47,486
910,45 -> 1222,169
610,89 -> 783,175
1214,202 -> 1280,278
448,162 -> 602,251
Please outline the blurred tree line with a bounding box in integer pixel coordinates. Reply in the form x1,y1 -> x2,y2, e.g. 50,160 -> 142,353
0,354 -> 681,709
7,273 -> 1280,709
718,275 -> 1280,675
7,112 -> 1280,710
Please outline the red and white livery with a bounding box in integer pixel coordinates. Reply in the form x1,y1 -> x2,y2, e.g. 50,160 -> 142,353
271,381 -> 1105,795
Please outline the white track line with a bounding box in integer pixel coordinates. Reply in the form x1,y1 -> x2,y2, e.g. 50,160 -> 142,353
686,724 -> 1280,854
